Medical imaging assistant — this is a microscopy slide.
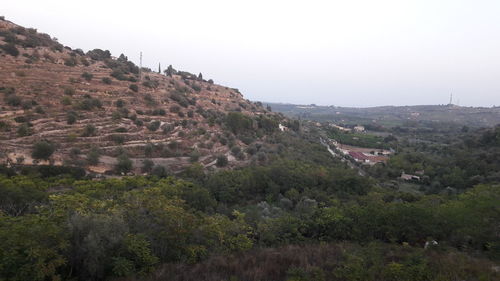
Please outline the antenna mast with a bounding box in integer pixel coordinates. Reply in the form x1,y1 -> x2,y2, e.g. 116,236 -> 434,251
139,52 -> 143,81
449,93 -> 453,105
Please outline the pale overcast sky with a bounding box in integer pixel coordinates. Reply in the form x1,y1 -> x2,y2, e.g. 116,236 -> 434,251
3,0 -> 500,107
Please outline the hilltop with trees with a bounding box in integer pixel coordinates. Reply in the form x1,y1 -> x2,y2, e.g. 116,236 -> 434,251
0,18 -> 286,176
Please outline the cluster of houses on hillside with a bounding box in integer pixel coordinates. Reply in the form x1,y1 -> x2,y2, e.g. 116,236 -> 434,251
329,123 -> 365,132
323,122 -> 428,181
329,139 -> 392,165
347,151 -> 389,164
400,170 -> 425,181
324,123 -> 391,166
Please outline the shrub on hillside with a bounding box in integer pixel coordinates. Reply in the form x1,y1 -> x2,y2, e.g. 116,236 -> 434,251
144,94 -> 156,106
17,124 -> 32,137
147,121 -> 161,132
32,141 -> 55,160
80,57 -> 90,66
67,112 -> 78,124
86,49 -> 111,61
0,43 -> 19,57
142,80 -> 159,89
86,147 -> 100,165
69,147 -> 81,158
170,92 -> 190,108
189,150 -> 200,162
15,70 -> 26,77
64,57 -> 78,66
231,146 -> 241,156
14,116 -> 27,123
152,165 -> 169,177
0,87 -> 15,95
169,105 -> 180,113
115,99 -> 125,108
81,72 -> 93,81
226,112 -> 253,134
75,97 -> 102,110
129,84 -> 138,92
82,124 -> 96,137
5,95 -> 22,106
141,159 -> 154,173
152,109 -> 166,116
143,144 -> 154,157
111,111 -> 121,121
0,30 -> 16,44
110,69 -> 127,81
219,137 -> 228,145
110,134 -> 126,144
35,106 -> 45,114
64,88 -> 75,96
102,77 -> 112,84
216,155 -> 228,167
191,83 -> 201,92
0,120 -> 11,132
134,119 -> 143,127
115,153 -> 133,174
61,96 -> 72,106
256,151 -> 268,163
21,100 -> 34,110
162,124 -> 173,134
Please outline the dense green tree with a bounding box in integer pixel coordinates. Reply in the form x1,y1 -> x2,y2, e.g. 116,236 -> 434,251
86,147 -> 100,165
216,155 -> 228,167
225,112 -> 253,134
82,124 -> 97,137
0,43 -> 19,56
67,111 -> 78,124
0,214 -> 68,281
81,72 -> 93,81
32,141 -> 55,160
116,154 -> 133,174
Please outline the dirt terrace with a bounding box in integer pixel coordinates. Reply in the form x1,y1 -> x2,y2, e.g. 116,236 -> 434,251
0,19 -> 271,174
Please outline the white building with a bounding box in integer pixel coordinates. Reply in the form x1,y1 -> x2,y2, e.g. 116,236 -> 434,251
353,125 -> 365,132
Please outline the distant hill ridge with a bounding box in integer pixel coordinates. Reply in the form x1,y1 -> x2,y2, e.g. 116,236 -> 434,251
266,102 -> 500,128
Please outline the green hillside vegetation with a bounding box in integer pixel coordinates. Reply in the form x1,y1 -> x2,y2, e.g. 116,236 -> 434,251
0,127 -> 499,280
367,125 -> 500,193
326,127 -> 389,149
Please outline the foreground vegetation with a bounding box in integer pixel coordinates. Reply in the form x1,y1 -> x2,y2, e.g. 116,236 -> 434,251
129,243 -> 498,281
1,127 -> 499,280
1,171 -> 498,280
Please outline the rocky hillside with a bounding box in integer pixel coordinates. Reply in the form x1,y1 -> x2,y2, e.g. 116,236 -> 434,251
0,18 -> 283,175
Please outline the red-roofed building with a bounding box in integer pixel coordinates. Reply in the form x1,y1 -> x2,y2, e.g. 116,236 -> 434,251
349,151 -> 388,164
349,151 -> 369,161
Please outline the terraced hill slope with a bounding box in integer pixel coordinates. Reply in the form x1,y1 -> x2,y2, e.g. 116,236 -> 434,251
0,18 -> 282,175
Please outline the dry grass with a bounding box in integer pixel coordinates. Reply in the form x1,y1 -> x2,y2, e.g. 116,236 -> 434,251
118,243 -> 500,281
124,244 -> 343,281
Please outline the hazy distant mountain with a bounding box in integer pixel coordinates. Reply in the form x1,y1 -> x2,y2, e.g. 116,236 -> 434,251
266,102 -> 500,128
